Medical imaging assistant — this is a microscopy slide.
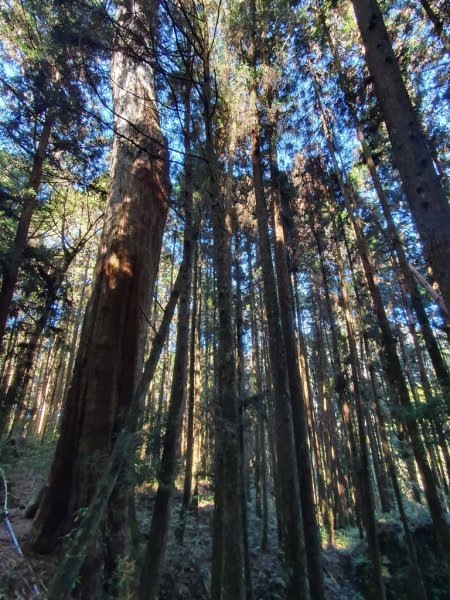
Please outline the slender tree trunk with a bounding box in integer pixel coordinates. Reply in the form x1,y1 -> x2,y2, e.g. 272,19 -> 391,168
247,241 -> 269,550
234,230 -> 253,600
40,338 -> 66,440
0,111 -> 54,347
62,257 -> 91,405
0,321 -> 20,394
329,201 -> 393,514
268,134 -> 324,599
366,336 -> 429,600
320,16 -> 450,407
138,80 -> 195,600
326,200 -> 387,599
311,214 -> 361,526
293,282 -> 332,522
248,14 -> 310,591
137,229 -> 193,597
33,336 -> 62,437
204,45 -> 244,598
310,305 -> 336,544
178,245 -> 200,542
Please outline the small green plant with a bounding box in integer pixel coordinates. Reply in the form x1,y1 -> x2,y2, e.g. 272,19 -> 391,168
108,555 -> 137,600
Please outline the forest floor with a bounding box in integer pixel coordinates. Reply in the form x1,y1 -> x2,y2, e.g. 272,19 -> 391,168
0,439 -> 413,600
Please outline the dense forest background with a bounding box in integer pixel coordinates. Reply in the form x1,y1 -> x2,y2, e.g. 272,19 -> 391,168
0,0 -> 449,598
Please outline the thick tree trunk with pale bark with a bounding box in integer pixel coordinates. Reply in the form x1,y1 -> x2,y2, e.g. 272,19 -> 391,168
44,255 -> 186,600
31,2 -> 170,594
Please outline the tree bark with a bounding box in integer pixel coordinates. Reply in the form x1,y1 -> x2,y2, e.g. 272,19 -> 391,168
234,230 -> 253,600
319,15 -> 450,407
45,256 -> 185,600
177,245 -> 200,542
269,135 -> 324,599
351,0 -> 450,313
32,3 -> 170,595
247,240 -> 269,551
0,111 -> 54,347
248,11 -> 310,589
138,79 -> 195,600
203,36 -> 244,598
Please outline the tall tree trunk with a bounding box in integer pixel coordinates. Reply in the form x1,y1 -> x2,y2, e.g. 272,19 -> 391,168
310,302 -> 337,544
46,257 -> 186,600
350,0 -> 450,313
293,280 -> 334,523
0,322 -> 20,394
327,198 -> 387,599
61,257 -> 92,406
247,240 -> 269,551
138,79 -> 195,600
311,212 -> 363,525
31,3 -> 170,595
40,337 -> 66,440
234,230 -> 254,600
268,133 -> 325,599
319,15 -> 450,407
178,245 -> 200,542
248,9 -> 310,591
205,45 -> 244,599
364,337 -> 429,600
0,111 -> 54,347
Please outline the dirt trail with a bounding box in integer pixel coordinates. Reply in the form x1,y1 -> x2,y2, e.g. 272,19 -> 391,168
0,442 -> 54,599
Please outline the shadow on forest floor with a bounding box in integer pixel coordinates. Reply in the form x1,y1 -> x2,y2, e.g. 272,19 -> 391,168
1,440 -> 448,600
